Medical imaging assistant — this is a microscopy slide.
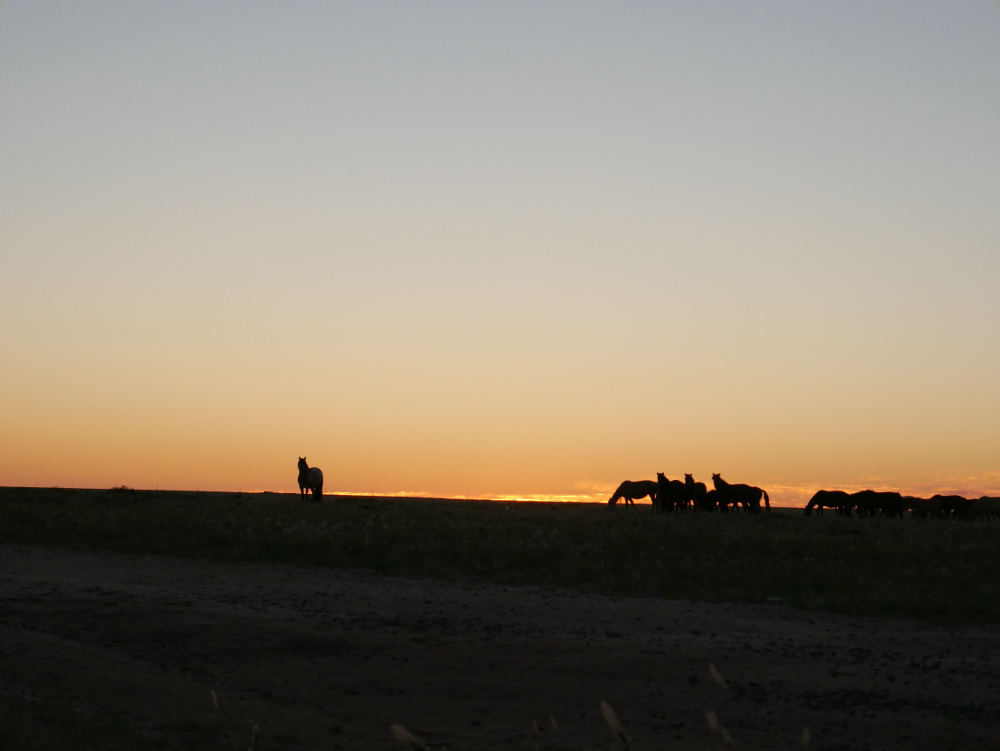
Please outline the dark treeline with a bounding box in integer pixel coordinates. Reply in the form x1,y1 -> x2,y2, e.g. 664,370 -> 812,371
805,490 -> 1000,519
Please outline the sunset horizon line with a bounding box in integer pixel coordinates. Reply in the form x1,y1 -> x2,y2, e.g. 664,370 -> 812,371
7,481 -> 1000,508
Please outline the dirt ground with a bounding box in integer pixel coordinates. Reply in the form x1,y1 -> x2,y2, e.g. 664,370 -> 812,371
2,544 -> 999,751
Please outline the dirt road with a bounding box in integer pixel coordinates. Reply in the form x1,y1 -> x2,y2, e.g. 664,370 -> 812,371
2,544 -> 998,750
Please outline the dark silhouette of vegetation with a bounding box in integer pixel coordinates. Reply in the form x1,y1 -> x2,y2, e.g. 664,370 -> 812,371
4,486 -> 1000,623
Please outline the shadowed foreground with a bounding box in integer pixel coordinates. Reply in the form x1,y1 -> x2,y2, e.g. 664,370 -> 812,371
5,487 -> 1000,622
2,545 -> 999,750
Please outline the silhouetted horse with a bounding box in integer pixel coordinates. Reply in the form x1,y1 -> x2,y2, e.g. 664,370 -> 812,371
655,473 -> 687,512
969,497 -> 1000,520
951,496 -> 976,518
804,490 -> 852,516
704,489 -> 719,512
297,457 -> 323,501
933,494 -> 974,519
684,474 -> 710,510
904,496 -> 944,519
608,479 -> 658,507
851,490 -> 902,518
712,473 -> 771,513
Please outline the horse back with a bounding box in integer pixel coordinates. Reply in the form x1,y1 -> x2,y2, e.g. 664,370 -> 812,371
632,480 -> 658,495
299,466 -> 323,489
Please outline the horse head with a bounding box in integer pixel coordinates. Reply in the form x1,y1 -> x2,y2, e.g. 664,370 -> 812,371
298,457 -> 308,472
711,473 -> 725,489
656,472 -> 666,482
684,473 -> 694,485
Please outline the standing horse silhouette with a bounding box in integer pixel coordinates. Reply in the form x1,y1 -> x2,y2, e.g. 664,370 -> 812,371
711,473 -> 770,513
684,474 -> 710,510
297,457 -> 323,501
655,473 -> 686,512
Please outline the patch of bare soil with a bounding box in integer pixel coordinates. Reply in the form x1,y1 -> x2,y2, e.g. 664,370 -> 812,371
2,544 -> 999,750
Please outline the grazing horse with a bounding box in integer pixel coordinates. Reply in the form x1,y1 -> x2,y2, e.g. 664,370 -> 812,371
905,496 -> 944,519
933,494 -> 974,519
297,457 -> 323,501
969,497 -> 1000,520
655,473 -> 686,512
851,490 -> 903,518
804,490 -> 852,516
608,479 -> 658,507
711,473 -> 771,513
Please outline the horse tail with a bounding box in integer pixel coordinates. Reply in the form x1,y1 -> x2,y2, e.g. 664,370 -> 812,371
315,469 -> 324,499
762,489 -> 770,512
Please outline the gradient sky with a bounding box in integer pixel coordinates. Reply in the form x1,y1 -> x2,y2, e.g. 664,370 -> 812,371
2,2 -> 999,504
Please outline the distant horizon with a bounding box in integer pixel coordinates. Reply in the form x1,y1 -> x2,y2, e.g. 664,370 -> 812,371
7,477 -> 1000,509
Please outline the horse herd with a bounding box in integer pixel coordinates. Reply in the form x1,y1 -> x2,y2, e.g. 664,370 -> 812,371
805,489 -> 1000,520
299,456 -> 998,520
610,475 -> 1000,520
609,473 -> 771,513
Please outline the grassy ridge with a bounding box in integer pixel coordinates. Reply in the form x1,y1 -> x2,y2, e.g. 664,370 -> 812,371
2,486 -> 1000,622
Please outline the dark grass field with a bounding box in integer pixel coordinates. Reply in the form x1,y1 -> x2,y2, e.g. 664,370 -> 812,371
2,486 -> 999,623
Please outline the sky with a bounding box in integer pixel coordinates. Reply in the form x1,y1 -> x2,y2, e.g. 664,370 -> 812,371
2,2 -> 999,505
